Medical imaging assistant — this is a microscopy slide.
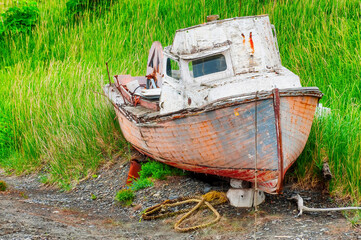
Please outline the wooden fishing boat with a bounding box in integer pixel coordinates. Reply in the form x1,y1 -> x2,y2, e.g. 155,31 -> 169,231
104,15 -> 322,194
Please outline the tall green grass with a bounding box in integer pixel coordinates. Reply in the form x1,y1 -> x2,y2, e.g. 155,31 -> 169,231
0,0 -> 360,199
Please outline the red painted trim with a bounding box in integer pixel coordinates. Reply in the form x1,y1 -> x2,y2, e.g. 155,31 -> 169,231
273,88 -> 284,194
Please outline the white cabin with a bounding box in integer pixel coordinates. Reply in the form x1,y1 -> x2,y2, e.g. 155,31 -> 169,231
159,15 -> 301,114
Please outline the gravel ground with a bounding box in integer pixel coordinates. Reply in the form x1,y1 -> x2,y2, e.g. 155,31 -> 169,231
1,160 -> 361,240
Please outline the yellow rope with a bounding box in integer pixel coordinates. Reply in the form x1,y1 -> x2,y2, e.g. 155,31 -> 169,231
142,191 -> 228,232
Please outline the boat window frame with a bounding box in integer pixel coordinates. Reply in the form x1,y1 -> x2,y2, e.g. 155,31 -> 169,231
188,54 -> 227,78
164,56 -> 182,82
185,51 -> 233,83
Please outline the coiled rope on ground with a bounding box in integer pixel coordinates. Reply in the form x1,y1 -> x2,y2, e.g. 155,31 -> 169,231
142,191 -> 228,232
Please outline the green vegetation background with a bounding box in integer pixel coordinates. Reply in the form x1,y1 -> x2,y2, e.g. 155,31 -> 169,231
0,0 -> 360,201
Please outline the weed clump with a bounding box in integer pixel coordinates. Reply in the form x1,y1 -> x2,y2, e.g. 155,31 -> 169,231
114,160 -> 182,206
0,0 -> 39,34
0,180 -> 8,191
139,161 -> 185,180
130,177 -> 153,191
90,193 -> 97,200
115,189 -> 134,206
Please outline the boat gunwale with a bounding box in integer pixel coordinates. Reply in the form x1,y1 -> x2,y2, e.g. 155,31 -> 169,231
112,87 -> 323,124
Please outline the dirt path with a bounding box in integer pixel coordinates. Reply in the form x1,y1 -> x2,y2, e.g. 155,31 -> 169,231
1,163 -> 360,240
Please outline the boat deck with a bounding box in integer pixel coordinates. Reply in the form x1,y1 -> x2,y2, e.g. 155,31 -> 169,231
123,105 -> 160,119
103,84 -> 161,120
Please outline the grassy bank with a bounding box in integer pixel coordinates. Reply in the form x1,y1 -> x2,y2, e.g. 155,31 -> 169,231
0,0 -> 360,199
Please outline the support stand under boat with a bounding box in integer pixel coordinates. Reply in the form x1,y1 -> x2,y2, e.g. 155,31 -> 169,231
226,179 -> 265,207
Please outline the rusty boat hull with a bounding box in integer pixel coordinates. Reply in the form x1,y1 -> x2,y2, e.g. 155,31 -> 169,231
112,87 -> 322,194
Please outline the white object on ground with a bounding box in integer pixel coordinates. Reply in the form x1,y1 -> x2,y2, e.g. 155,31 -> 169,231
227,188 -> 265,208
230,179 -> 248,188
289,194 -> 361,217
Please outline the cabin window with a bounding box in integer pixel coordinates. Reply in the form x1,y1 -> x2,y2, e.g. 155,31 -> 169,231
189,54 -> 227,78
166,58 -> 180,80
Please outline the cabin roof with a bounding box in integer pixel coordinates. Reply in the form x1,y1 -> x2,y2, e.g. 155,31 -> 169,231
174,14 -> 269,33
168,15 -> 281,74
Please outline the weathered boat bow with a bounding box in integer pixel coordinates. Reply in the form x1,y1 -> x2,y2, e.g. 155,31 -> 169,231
103,15 -> 323,194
